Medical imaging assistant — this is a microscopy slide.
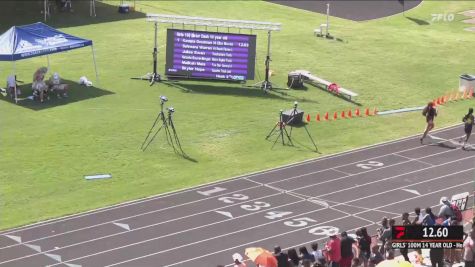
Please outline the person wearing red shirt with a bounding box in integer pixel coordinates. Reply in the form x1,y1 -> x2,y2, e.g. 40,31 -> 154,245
325,233 -> 342,267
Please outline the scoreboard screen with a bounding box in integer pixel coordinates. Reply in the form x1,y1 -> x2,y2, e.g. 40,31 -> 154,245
165,29 -> 257,81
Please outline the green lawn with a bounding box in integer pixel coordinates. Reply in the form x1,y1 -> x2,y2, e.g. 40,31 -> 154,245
1,1 -> 474,230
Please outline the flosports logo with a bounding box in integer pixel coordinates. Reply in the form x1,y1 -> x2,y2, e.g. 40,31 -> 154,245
35,34 -> 68,46
17,39 -> 42,51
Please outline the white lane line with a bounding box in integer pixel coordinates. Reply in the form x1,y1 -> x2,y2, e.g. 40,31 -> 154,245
4,235 -> 21,243
330,168 -> 352,176
0,190 -> 286,264
24,244 -> 41,253
1,140 -> 440,250
392,153 -> 434,166
262,132 -> 463,186
160,182 -> 471,267
401,189 -> 421,196
44,198 -> 313,267
7,153 -> 470,264
112,223 -> 130,231
215,211 -> 234,219
3,197 -> 306,266
0,125 -> 461,236
0,184 -> 264,250
44,253 -> 61,262
288,153 -> 475,197
56,178 -> 472,267
324,168 -> 474,208
108,215 -> 358,267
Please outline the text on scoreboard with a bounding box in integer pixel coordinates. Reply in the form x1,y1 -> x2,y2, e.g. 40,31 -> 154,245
165,29 -> 257,81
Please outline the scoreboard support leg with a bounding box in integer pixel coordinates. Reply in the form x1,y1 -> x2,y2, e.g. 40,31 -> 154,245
251,31 -> 287,94
132,22 -> 164,86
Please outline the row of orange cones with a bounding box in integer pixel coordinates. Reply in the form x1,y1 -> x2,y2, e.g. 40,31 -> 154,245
305,107 -> 378,122
432,88 -> 473,106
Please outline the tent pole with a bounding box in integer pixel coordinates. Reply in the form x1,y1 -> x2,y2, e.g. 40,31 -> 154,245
90,0 -> 96,17
44,0 -> 47,21
91,45 -> 99,86
12,61 -> 17,104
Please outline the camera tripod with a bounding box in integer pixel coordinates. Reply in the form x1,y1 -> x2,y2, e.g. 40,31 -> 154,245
141,101 -> 185,156
266,110 -> 294,148
266,105 -> 319,152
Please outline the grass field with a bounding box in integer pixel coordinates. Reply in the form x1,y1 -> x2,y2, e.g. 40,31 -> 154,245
0,0 -> 474,230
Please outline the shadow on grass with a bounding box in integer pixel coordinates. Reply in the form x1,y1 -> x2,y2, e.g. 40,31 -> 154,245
0,79 -> 114,111
406,16 -> 430,26
0,1 -> 145,31
266,121 -> 320,153
165,82 -> 320,104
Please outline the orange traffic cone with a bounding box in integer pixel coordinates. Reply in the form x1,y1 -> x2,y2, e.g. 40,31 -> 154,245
341,111 -> 346,119
469,89 -> 474,98
316,114 -> 320,122
365,108 -> 370,116
333,111 -> 338,120
324,112 -> 329,121
355,108 -> 360,117
348,109 -> 352,118
306,114 -> 311,122
433,99 -> 438,107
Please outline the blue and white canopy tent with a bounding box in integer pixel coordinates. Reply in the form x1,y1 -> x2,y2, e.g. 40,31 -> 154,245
0,22 -> 99,103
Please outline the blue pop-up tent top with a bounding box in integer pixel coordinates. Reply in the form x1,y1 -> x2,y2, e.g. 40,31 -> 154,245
0,22 -> 98,103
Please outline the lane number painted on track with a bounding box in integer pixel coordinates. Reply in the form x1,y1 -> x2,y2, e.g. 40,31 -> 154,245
308,226 -> 339,236
241,201 -> 271,211
284,217 -> 317,227
218,194 -> 249,204
197,186 -> 227,196
265,211 -> 293,220
356,161 -> 384,170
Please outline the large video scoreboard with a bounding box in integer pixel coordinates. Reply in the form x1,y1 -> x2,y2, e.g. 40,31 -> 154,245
165,29 -> 257,81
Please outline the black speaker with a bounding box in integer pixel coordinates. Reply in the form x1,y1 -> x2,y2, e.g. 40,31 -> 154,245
282,108 -> 304,125
287,73 -> 304,89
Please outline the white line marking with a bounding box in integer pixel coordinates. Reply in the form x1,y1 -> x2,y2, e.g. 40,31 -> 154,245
215,211 -> 233,218
4,235 -> 21,243
24,244 -> 41,252
0,184 -> 263,250
65,263 -> 82,267
266,137 -> 460,187
402,189 -> 421,195
330,168 -> 352,176
392,153 -> 434,166
326,168 -> 474,207
2,197 -> 305,266
0,125 -> 462,236
6,153 -> 471,264
161,182 -> 471,267
290,154 -> 475,198
112,223 -> 130,231
52,178 -> 472,267
45,253 -> 61,262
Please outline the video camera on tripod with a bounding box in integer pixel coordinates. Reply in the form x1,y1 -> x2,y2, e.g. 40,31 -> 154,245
141,96 -> 185,156
265,101 -> 318,152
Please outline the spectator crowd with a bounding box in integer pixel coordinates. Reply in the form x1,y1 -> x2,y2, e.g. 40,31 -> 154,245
218,197 -> 474,267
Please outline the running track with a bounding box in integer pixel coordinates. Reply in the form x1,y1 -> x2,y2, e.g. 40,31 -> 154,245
0,125 -> 474,267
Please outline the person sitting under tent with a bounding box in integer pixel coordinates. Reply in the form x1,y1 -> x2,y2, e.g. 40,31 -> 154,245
32,67 -> 49,103
47,72 -> 68,98
6,75 -> 20,99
